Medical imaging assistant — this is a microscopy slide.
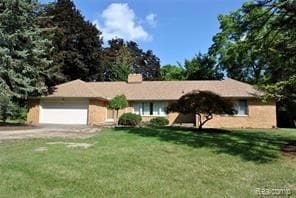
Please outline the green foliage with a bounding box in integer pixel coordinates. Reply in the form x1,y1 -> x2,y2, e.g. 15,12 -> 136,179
209,7 -> 270,83
107,95 -> 128,124
0,0 -> 54,98
108,46 -> 133,81
0,95 -> 13,122
261,74 -> 296,127
110,64 -> 131,81
210,0 -> 296,127
167,91 -> 235,129
182,53 -> 223,80
11,105 -> 28,121
161,53 -> 223,81
0,95 -> 27,122
149,117 -> 169,126
43,0 -> 103,83
107,95 -> 128,111
118,113 -> 142,126
103,38 -> 161,81
161,65 -> 185,80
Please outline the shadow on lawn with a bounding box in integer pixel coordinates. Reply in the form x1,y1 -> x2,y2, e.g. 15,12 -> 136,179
115,127 -> 294,163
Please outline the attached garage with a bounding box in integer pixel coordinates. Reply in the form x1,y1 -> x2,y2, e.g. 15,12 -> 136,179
40,99 -> 88,125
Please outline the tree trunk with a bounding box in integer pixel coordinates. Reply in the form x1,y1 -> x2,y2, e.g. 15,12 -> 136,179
115,109 -> 119,126
198,114 -> 213,130
198,120 -> 207,130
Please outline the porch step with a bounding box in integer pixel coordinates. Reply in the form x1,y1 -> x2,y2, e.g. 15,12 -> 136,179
103,121 -> 116,128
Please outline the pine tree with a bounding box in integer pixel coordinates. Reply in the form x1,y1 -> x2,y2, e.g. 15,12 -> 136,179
44,0 -> 103,83
0,0 -> 53,98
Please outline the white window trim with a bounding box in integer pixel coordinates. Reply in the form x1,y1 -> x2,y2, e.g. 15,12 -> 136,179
221,99 -> 249,117
132,102 -> 168,117
236,100 -> 248,116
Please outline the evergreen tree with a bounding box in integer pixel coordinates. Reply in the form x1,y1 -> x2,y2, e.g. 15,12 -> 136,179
0,0 -> 54,98
44,0 -> 103,83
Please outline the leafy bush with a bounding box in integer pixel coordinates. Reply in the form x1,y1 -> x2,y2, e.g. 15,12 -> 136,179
149,117 -> 169,126
11,105 -> 28,121
0,95 -> 27,122
0,95 -> 13,122
118,113 -> 142,126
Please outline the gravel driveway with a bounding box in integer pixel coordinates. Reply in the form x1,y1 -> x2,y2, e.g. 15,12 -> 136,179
0,125 -> 100,140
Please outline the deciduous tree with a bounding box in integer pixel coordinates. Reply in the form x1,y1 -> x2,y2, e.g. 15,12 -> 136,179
161,64 -> 185,80
43,0 -> 103,83
182,53 -> 223,80
107,95 -> 128,125
167,91 -> 236,129
210,0 -> 296,127
103,38 -> 161,81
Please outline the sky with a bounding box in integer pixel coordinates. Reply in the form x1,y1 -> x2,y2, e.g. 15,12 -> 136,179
41,0 -> 247,66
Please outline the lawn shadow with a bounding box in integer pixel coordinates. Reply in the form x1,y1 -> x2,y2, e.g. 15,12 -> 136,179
115,127 -> 294,163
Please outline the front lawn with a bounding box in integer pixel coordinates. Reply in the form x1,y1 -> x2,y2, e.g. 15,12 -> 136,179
0,127 -> 295,197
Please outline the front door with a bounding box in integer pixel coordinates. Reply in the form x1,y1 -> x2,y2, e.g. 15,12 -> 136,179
107,109 -> 115,121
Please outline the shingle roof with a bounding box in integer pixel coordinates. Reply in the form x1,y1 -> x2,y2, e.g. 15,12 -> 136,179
42,78 -> 262,100
44,80 -> 97,98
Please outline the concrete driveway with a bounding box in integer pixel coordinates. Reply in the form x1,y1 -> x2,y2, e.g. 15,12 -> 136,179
0,124 -> 100,140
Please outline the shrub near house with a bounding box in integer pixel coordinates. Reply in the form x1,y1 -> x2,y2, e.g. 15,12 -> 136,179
149,117 -> 169,126
118,113 -> 142,126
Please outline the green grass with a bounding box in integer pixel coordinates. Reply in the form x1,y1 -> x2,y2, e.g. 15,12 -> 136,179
0,127 -> 295,197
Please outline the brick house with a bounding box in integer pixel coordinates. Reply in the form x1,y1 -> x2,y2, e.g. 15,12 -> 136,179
27,74 -> 277,128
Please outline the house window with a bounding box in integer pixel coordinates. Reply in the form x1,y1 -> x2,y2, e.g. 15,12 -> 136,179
143,103 -> 151,116
133,102 -> 167,116
234,100 -> 248,115
133,103 -> 142,115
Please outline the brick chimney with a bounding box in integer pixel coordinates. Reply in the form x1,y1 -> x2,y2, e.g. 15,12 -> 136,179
128,74 -> 143,83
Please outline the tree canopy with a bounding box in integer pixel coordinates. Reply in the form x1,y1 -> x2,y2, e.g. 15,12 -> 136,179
103,38 -> 161,81
0,0 -> 54,98
210,0 -> 296,127
160,53 -> 223,81
107,95 -> 128,124
43,0 -> 104,84
167,91 -> 236,129
182,53 -> 223,80
160,64 -> 185,81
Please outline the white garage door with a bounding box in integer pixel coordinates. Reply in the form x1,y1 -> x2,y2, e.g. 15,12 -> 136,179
40,100 -> 88,125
